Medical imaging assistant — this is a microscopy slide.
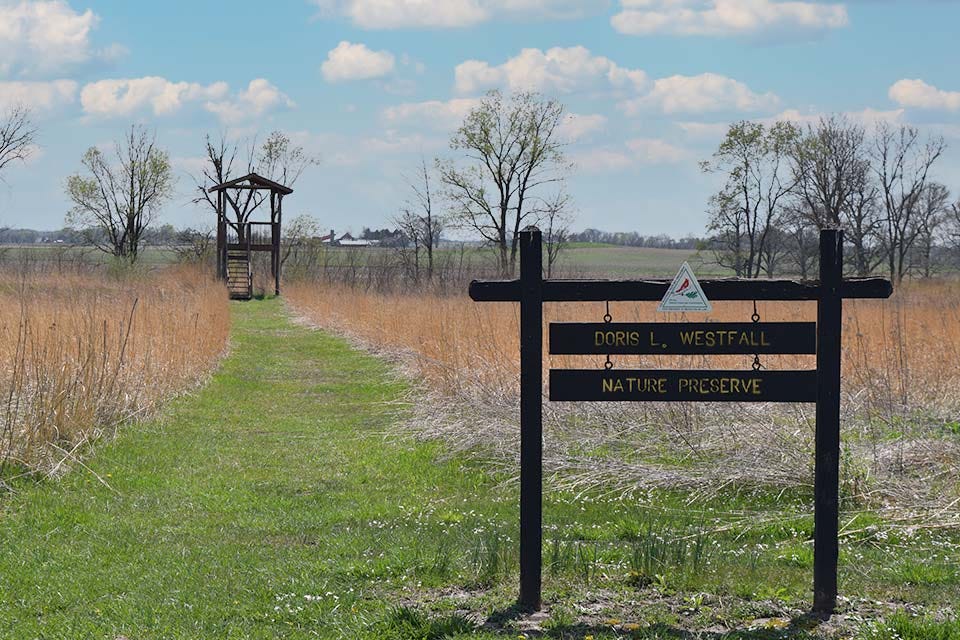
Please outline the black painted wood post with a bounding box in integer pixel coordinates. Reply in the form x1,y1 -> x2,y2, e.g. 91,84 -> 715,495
216,190 -> 226,281
518,227 -> 543,610
274,194 -> 282,296
814,229 -> 843,615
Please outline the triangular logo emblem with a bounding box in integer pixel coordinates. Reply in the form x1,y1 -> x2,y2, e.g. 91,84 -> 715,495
657,262 -> 712,312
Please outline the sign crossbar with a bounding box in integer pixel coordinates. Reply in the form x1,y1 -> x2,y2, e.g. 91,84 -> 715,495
470,277 -> 892,302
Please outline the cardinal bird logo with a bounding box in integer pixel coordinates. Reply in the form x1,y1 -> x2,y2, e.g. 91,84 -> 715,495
674,278 -> 690,295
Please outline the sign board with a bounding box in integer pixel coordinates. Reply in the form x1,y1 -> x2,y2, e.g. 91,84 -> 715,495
549,369 -> 817,403
658,262 -> 711,312
468,228 -> 893,615
549,322 -> 817,355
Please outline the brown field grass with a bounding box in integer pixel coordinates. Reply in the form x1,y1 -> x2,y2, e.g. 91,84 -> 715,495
286,280 -> 960,409
0,266 -> 230,477
286,279 -> 960,516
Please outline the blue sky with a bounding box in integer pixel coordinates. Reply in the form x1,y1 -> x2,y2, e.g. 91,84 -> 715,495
0,0 -> 958,236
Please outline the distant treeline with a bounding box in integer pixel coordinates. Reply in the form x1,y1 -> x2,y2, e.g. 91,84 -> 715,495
0,225 -> 205,246
2,224 -> 708,250
0,227 -> 82,244
568,228 -> 704,249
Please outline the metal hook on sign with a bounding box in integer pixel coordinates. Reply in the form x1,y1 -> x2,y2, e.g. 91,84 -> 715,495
751,300 -> 763,371
603,301 -> 614,369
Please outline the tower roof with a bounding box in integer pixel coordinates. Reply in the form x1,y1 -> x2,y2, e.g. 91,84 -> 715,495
208,172 -> 293,195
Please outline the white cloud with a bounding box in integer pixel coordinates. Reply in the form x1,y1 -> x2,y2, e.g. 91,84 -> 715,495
312,0 -> 604,29
621,73 -> 779,114
625,137 -> 689,163
557,113 -> 607,141
79,77 -> 293,124
81,77 -> 228,117
455,46 -> 646,94
282,128 -> 446,167
205,79 -> 295,125
314,0 -> 487,28
0,1 -> 122,77
571,148 -> 633,172
675,120 -> 729,139
889,79 -> 960,112
20,143 -> 43,164
171,155 -> 210,176
335,132 -> 446,166
321,41 -> 396,82
675,107 -> 904,143
487,0 -> 607,20
0,79 -> 77,111
768,107 -> 904,127
611,0 -> 848,37
572,137 -> 688,172
381,97 -> 482,130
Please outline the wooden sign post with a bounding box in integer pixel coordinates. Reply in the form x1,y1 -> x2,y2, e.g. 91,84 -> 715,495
469,227 -> 893,615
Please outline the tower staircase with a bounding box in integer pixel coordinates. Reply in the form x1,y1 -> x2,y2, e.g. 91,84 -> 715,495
226,247 -> 252,300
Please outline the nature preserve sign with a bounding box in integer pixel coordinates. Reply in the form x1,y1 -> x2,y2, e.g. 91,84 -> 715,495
549,369 -> 817,402
469,228 -> 893,617
549,322 -> 817,355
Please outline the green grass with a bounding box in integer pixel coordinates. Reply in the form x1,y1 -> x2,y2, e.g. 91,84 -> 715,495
0,299 -> 957,638
557,245 -> 722,277
2,242 -> 733,278
288,243 -> 726,279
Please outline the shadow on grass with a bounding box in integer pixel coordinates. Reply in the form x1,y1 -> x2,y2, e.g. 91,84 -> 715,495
479,607 -> 826,639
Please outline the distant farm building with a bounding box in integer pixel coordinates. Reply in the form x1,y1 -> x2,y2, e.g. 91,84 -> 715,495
333,232 -> 378,247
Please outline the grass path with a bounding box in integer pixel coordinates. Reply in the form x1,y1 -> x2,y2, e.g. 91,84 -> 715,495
0,299 -> 516,639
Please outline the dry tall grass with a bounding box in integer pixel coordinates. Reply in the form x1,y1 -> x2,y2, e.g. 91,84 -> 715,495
286,280 -> 960,517
0,265 -> 230,477
286,281 -> 960,408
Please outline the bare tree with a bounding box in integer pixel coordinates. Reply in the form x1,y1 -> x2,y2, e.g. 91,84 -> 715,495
280,214 -> 322,269
394,159 -> 444,284
541,189 -> 573,278
192,133 -> 247,220
843,165 -> 885,276
702,120 -> 800,278
789,115 -> 884,275
439,91 -> 567,276
872,123 -> 946,282
0,105 -> 37,181
790,116 -> 868,229
191,131 -> 316,240
913,182 -> 950,278
169,227 -> 215,263
65,125 -> 174,262
394,209 -> 424,284
258,131 -> 314,188
759,225 -> 789,276
706,192 -> 749,276
950,198 -> 960,265
780,207 -> 819,279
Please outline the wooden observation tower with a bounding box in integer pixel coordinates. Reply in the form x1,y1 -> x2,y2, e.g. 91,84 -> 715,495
209,173 -> 293,299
